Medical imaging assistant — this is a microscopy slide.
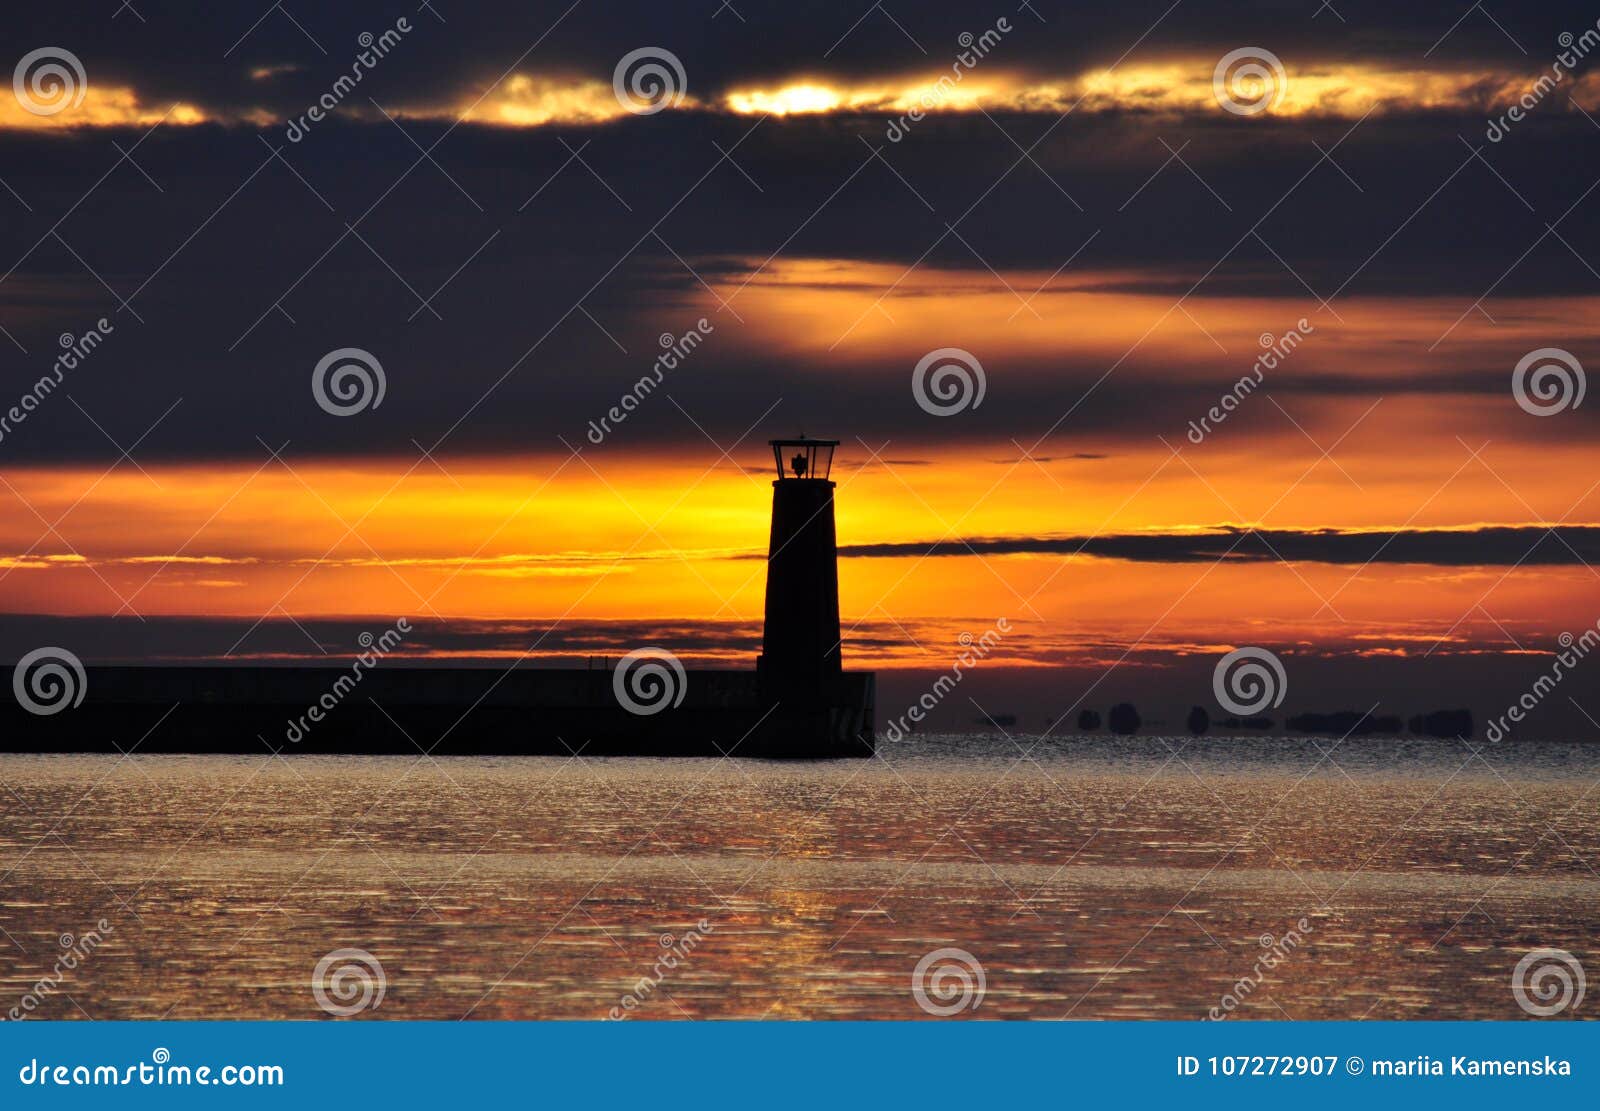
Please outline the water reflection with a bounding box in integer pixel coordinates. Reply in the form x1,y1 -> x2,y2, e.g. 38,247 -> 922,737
0,734 -> 1596,1019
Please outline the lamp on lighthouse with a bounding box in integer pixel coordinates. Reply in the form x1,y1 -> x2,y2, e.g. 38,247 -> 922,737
770,436 -> 837,482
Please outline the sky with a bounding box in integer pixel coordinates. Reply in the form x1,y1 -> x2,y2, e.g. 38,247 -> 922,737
3,1 -> 1599,737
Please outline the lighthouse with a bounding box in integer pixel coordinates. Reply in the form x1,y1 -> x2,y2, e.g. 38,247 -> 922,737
755,436 -> 869,752
760,437 -> 842,691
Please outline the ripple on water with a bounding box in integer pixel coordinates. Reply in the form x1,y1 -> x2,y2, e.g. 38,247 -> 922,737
0,739 -> 1595,1019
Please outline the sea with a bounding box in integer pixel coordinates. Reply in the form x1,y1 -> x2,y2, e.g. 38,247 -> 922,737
1,733 -> 1595,1020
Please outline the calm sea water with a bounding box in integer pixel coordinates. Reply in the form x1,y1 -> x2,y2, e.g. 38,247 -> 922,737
1,734 -> 1596,1020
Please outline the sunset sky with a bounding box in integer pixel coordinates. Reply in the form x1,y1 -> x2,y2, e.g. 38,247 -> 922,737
3,2 -> 1599,734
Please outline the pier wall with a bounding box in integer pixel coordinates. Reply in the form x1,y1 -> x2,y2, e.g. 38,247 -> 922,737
0,665 -> 874,758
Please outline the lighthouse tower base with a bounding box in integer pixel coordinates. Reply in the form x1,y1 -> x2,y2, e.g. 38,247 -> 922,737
752,663 -> 876,758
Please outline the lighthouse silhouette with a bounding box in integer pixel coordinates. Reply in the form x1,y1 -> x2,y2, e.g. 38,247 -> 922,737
755,436 -> 871,754
761,436 -> 842,683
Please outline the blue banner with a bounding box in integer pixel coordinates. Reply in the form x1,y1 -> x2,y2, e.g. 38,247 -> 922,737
3,1022 -> 1594,1107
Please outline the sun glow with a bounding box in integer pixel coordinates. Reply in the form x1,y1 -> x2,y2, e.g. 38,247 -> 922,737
725,83 -> 845,116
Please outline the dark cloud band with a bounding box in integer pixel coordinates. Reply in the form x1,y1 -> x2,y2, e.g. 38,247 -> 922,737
837,525 -> 1600,566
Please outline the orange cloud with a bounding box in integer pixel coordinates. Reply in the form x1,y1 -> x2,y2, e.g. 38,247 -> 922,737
8,58 -> 1587,132
1,86 -> 205,130
443,73 -> 698,128
421,63 -> 1531,127
720,64 -> 1538,121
